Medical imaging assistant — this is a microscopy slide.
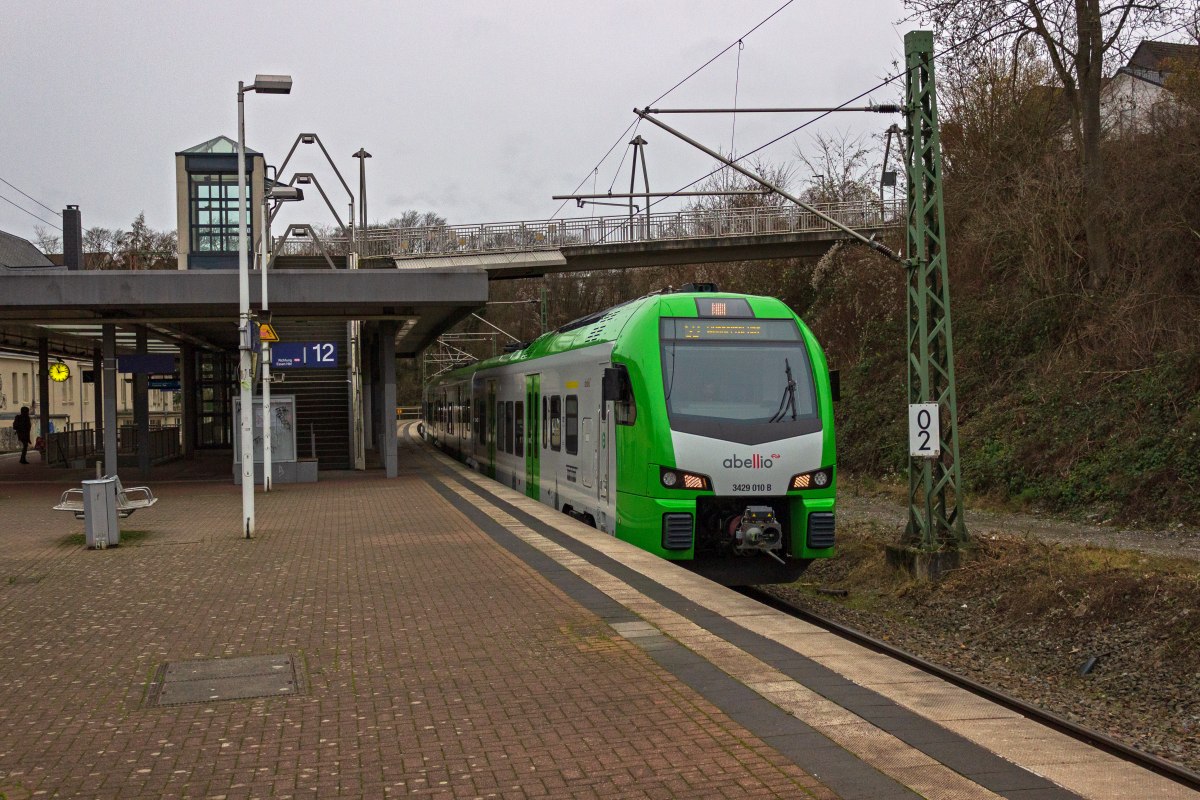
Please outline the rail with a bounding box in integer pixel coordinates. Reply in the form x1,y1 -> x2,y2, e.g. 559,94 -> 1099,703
740,587 -> 1200,793
274,200 -> 905,262
45,428 -> 98,467
118,425 -> 182,463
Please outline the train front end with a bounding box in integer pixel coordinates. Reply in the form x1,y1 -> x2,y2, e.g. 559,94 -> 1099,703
613,293 -> 836,586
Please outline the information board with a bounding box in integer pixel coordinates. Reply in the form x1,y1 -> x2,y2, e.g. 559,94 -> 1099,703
271,342 -> 340,369
232,395 -> 297,464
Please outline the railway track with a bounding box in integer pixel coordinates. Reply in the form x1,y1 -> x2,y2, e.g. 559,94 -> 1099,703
739,586 -> 1200,793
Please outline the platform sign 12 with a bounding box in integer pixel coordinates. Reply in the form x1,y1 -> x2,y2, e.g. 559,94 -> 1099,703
908,403 -> 941,458
271,342 -> 340,369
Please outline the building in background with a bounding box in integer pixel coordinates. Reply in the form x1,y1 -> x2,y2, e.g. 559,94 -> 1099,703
0,229 -> 54,269
174,136 -> 266,270
0,351 -> 180,451
1102,40 -> 1200,136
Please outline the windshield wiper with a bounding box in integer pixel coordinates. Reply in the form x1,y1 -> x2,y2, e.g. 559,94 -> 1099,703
769,358 -> 797,423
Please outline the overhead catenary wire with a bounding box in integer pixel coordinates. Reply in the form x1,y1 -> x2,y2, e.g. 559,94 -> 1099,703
0,193 -> 63,231
730,39 -> 745,160
550,0 -> 798,219
606,120 -> 640,194
571,10 -> 1029,256
0,176 -> 62,218
632,8 -> 1031,222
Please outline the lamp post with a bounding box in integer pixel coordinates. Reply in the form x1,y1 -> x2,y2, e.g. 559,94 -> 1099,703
260,184 -> 303,492
350,148 -> 373,475
237,73 -> 291,539
352,148 -> 371,235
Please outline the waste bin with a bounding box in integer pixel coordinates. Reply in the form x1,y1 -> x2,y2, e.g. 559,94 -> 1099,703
82,477 -> 120,549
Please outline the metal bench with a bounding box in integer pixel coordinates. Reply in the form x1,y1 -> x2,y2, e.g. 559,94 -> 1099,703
53,476 -> 158,520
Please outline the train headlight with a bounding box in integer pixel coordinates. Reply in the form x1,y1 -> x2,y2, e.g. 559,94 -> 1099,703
661,467 -> 711,491
790,468 -> 833,490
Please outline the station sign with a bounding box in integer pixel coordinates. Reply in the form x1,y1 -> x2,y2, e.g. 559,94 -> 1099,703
118,354 -> 176,374
148,378 -> 181,391
271,342 -> 340,369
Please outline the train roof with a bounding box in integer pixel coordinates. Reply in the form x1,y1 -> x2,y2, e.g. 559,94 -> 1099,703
438,290 -> 799,380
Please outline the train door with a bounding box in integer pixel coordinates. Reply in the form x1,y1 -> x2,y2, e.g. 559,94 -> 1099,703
598,362 -> 616,533
525,374 -> 540,500
485,379 -> 497,479
577,395 -> 594,490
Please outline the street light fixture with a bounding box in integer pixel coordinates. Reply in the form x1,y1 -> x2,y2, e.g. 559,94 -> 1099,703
250,74 -> 293,94
237,72 -> 292,539
273,172 -> 348,234
269,185 -> 304,202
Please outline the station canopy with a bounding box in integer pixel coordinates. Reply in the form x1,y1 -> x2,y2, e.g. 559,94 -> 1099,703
0,266 -> 487,359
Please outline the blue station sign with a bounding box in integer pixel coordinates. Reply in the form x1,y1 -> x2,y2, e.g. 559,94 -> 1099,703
271,342 -> 340,369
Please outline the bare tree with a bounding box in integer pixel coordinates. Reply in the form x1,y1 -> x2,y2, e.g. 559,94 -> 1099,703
80,214 -> 177,270
119,212 -> 177,269
793,131 -> 881,204
33,225 -> 61,256
83,226 -> 121,269
904,0 -> 1186,289
384,210 -> 448,230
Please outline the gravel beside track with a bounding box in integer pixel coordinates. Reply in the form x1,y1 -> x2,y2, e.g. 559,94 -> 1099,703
763,485 -> 1199,773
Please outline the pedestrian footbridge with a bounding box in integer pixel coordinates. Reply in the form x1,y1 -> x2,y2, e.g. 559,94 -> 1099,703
276,199 -> 905,278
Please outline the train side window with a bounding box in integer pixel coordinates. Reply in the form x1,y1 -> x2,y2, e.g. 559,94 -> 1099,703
464,399 -> 471,434
542,397 -> 549,449
448,398 -> 454,435
497,400 -> 506,453
505,401 -> 515,454
613,366 -> 637,426
565,395 -> 578,455
550,395 -> 561,451
514,400 -> 524,457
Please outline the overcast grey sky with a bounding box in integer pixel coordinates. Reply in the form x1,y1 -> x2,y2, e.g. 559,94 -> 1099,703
0,0 -> 911,244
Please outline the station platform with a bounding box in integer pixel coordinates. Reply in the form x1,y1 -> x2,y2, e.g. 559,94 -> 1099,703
0,430 -> 1191,799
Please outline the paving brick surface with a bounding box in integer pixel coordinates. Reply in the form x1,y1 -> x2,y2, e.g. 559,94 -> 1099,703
0,454 -> 838,799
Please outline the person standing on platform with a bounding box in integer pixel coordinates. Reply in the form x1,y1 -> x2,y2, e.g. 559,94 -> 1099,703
13,406 -> 32,464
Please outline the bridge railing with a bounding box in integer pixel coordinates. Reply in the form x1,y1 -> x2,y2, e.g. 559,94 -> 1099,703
276,199 -> 904,261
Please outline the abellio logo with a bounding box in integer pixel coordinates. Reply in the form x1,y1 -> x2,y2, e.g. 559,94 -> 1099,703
723,453 -> 782,469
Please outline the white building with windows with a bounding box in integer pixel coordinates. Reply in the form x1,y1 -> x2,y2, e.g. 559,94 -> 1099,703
1102,41 -> 1198,137
0,351 -> 180,450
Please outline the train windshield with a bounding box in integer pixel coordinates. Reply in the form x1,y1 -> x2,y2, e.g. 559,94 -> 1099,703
660,318 -> 820,438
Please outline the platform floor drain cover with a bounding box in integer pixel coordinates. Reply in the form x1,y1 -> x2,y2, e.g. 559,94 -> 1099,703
147,654 -> 300,707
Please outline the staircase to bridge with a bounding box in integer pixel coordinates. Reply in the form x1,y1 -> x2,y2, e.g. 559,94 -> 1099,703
273,199 -> 904,278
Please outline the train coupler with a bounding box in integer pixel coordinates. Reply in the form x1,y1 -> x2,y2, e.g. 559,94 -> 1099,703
731,506 -> 785,564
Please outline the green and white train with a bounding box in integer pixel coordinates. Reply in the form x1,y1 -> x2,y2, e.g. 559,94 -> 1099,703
424,286 -> 837,585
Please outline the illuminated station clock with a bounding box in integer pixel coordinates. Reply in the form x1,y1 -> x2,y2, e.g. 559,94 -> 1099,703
49,362 -> 71,383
